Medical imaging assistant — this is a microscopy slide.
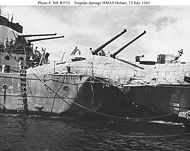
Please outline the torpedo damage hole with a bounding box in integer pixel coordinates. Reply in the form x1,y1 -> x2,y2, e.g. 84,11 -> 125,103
75,78 -> 128,116
74,78 -> 155,118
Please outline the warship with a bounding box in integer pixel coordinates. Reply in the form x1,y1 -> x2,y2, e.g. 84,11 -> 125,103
0,13 -> 190,125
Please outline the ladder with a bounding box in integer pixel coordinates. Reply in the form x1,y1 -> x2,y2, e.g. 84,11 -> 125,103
17,59 -> 27,113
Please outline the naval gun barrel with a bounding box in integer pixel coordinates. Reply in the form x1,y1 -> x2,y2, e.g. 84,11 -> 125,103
28,35 -> 64,43
92,29 -> 127,55
111,30 -> 146,58
18,33 -> 57,37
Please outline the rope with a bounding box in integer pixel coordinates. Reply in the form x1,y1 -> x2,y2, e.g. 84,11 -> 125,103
70,103 -> 175,121
32,85 -> 176,121
26,89 -> 177,121
0,102 -> 6,110
124,132 -> 190,139
157,84 -> 190,89
0,73 -> 113,86
50,80 -> 69,113
170,105 -> 189,110
26,81 -> 37,104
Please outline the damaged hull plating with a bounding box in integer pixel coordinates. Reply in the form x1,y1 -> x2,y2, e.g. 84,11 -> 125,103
1,56 -> 190,122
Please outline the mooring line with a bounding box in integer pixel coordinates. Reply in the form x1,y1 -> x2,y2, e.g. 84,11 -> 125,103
124,132 -> 190,139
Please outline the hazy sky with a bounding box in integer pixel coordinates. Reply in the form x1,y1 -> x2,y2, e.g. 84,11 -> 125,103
1,6 -> 190,62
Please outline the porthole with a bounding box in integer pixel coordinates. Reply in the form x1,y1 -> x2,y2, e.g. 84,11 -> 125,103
4,55 -> 10,60
2,84 -> 8,90
63,86 -> 69,91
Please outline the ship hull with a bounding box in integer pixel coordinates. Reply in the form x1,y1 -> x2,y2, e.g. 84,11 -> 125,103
0,73 -> 89,115
124,86 -> 190,121
1,72 -> 190,122
0,73 -> 129,117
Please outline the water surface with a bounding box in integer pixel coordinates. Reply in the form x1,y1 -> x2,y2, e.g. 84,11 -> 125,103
0,114 -> 190,151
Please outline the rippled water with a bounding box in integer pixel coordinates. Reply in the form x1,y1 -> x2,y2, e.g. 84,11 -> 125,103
0,113 -> 190,151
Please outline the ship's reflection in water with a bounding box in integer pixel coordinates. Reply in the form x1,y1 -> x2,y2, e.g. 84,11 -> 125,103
0,113 -> 190,151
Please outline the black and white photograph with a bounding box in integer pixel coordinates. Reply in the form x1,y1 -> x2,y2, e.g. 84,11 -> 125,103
0,2 -> 190,150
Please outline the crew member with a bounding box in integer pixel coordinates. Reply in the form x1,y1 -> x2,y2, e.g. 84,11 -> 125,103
39,47 -> 46,65
135,55 -> 144,62
45,52 -> 50,64
173,49 -> 183,63
33,46 -> 41,66
4,38 -> 9,50
98,50 -> 106,56
9,39 -> 14,48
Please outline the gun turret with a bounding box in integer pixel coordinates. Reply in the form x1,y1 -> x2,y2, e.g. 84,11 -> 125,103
18,33 -> 57,37
91,29 -> 127,55
28,35 -> 64,43
111,31 -> 146,58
